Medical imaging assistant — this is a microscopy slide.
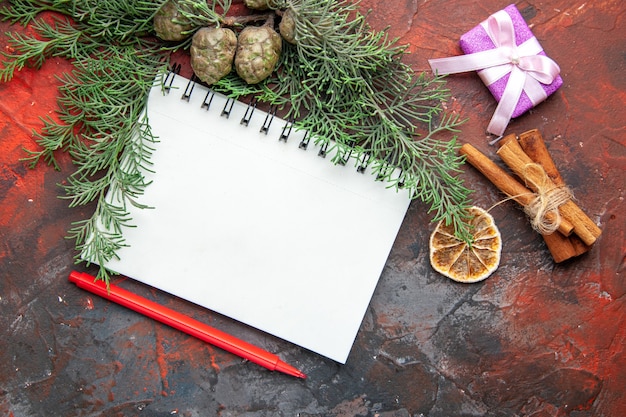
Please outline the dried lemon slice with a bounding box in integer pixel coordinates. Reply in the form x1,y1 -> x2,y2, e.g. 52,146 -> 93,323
429,206 -> 502,283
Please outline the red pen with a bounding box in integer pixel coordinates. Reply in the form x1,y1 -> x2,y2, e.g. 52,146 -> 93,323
68,271 -> 306,379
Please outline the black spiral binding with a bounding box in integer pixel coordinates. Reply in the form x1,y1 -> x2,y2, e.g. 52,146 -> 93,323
201,89 -> 215,110
182,75 -> 197,102
221,98 -> 235,118
280,116 -> 295,142
375,161 -> 389,180
163,63 -> 181,93
338,149 -> 353,166
299,131 -> 311,150
357,154 -> 369,173
241,98 -> 257,126
260,105 -> 277,135
162,65 -> 397,178
317,142 -> 329,158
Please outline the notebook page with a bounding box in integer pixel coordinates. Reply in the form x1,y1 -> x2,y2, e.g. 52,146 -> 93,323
101,75 -> 411,363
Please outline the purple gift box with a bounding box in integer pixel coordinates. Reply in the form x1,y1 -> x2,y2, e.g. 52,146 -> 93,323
428,4 -> 562,135
459,4 -> 562,119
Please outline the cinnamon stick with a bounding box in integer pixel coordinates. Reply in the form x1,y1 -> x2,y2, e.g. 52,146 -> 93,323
459,142 -> 574,236
496,136 -> 601,246
518,129 -> 563,185
518,130 -> 591,257
539,232 -> 581,262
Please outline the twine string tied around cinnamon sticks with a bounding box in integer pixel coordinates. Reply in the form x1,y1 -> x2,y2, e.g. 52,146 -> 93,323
521,163 -> 573,235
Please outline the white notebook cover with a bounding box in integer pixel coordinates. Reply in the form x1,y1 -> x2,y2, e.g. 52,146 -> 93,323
100,74 -> 411,363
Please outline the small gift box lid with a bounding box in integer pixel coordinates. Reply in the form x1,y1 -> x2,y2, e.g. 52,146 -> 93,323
429,4 -> 562,136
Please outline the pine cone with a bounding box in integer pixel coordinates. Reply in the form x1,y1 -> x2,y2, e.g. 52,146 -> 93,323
153,0 -> 193,42
235,25 -> 282,84
191,27 -> 238,85
243,0 -> 270,10
278,8 -> 297,44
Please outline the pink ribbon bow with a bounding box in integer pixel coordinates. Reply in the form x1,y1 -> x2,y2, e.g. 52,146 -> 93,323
428,9 -> 561,136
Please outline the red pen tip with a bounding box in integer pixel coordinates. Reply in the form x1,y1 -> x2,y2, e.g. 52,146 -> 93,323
292,369 -> 307,379
292,370 -> 307,379
274,359 -> 307,379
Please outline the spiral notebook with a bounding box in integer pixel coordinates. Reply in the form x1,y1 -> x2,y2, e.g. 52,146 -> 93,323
97,72 -> 411,363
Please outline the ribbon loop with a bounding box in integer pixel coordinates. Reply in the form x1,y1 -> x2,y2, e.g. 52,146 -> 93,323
519,55 -> 561,84
428,8 -> 561,136
487,9 -> 516,49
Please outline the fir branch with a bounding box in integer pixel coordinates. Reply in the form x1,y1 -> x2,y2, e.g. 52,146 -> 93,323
0,18 -> 84,81
279,0 -> 400,89
176,0 -> 232,28
0,0 -> 167,81
1,0 -> 193,283
1,0 -> 169,43
67,82 -> 160,282
69,0 -> 167,41
22,117 -> 78,170
57,52 -> 165,279
0,0 -> 66,25
69,200 -> 132,283
56,48 -> 165,204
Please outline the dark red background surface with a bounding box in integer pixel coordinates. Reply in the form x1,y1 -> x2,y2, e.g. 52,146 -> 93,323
1,1 -> 625,416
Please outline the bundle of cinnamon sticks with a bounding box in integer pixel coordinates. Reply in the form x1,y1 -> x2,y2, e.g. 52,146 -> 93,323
460,129 -> 601,262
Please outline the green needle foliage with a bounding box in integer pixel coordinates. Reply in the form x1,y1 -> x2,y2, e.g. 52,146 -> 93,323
1,0 -> 171,282
0,0 -> 474,283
